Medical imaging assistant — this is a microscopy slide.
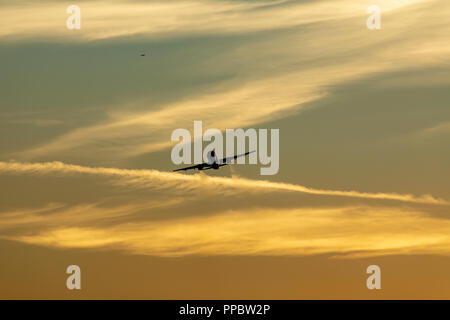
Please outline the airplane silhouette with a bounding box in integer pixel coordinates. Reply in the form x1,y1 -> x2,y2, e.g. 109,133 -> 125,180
173,150 -> 254,172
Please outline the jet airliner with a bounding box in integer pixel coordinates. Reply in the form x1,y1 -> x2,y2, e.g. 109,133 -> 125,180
173,150 -> 254,172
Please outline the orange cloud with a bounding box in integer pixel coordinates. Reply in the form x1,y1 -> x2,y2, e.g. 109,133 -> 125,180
7,206 -> 450,258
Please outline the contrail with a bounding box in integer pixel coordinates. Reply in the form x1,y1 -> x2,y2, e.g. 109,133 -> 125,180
0,161 -> 446,204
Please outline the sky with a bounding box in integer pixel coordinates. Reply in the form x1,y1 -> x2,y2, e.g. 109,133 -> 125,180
0,0 -> 450,299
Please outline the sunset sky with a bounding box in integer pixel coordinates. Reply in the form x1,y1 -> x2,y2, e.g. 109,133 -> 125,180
1,0 -> 450,299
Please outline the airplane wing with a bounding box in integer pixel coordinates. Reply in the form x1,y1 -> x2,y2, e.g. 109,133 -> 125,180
173,164 -> 205,172
219,150 -> 255,165
173,151 -> 255,171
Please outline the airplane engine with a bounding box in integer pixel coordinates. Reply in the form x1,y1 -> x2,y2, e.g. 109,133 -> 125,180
212,163 -> 219,169
207,150 -> 218,165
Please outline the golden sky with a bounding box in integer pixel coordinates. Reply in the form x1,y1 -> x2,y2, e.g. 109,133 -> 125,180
1,0 -> 450,299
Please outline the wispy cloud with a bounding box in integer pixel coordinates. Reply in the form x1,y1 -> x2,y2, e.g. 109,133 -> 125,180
5,205 -> 450,258
11,0 -> 450,161
0,161 -> 446,204
422,122 -> 450,136
1,160 -> 448,258
0,0 -> 423,41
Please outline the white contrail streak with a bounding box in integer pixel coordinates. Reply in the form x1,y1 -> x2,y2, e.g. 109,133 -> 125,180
0,161 -> 446,204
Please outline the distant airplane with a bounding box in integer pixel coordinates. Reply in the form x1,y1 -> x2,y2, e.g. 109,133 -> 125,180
140,53 -> 146,56
173,150 -> 255,172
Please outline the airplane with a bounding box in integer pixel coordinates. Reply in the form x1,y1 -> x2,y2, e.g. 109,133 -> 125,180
173,150 -> 255,172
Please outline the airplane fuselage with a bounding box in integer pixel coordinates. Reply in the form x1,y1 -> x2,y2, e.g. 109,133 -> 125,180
199,162 -> 220,170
